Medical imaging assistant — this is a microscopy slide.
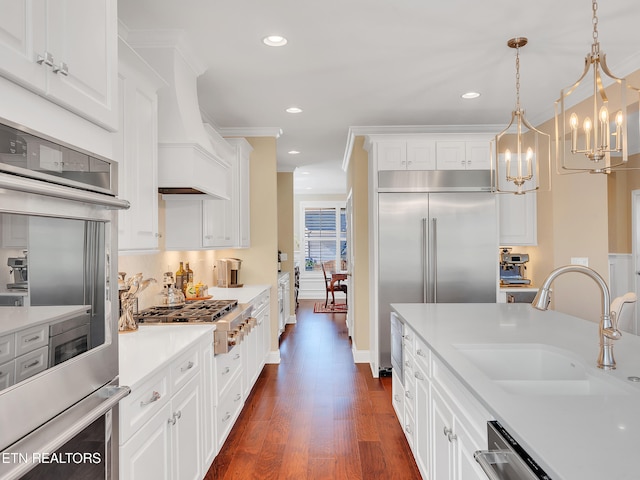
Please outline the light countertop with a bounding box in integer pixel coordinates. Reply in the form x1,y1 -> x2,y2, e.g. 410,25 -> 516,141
208,285 -> 270,304
118,324 -> 215,389
0,305 -> 90,336
391,302 -> 640,480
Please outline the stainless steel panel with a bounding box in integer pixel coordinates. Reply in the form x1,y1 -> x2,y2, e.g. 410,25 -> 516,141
378,193 -> 429,370
378,169 -> 494,192
377,191 -> 497,371
429,193 -> 497,303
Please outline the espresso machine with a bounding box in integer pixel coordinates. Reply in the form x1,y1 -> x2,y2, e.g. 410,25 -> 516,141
499,248 -> 530,286
217,258 -> 243,288
7,252 -> 28,290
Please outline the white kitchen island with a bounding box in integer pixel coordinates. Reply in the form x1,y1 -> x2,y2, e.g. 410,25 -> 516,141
391,302 -> 640,480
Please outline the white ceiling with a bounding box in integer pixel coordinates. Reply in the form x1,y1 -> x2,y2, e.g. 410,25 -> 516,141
118,0 -> 640,194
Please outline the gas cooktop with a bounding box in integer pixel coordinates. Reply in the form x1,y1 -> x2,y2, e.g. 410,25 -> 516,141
135,299 -> 238,323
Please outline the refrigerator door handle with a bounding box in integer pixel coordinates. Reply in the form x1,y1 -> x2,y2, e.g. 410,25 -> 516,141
422,218 -> 428,303
432,217 -> 438,303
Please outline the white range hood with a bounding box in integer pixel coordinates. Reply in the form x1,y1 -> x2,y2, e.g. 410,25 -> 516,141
125,31 -> 232,198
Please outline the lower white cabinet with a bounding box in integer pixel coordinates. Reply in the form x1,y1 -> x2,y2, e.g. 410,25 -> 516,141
120,374 -> 202,480
396,322 -> 490,480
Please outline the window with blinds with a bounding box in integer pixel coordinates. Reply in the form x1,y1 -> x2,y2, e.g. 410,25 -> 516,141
303,205 -> 346,272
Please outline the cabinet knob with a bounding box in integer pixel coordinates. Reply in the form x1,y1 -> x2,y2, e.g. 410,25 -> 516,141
414,371 -> 424,381
443,426 -> 457,442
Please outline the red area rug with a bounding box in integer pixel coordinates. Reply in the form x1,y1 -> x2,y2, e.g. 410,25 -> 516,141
313,302 -> 347,313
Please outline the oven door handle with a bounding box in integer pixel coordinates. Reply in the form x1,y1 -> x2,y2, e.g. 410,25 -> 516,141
0,382 -> 130,480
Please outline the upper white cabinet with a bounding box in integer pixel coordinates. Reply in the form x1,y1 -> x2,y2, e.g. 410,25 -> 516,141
0,0 -> 118,131
115,38 -> 165,252
436,140 -> 491,170
375,139 -> 436,171
367,134 -> 492,172
225,138 -> 252,248
498,192 -> 537,246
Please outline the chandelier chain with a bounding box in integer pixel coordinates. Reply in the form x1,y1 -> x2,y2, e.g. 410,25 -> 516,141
515,45 -> 521,110
592,0 -> 599,50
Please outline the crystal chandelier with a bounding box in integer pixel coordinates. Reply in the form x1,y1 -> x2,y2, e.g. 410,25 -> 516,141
555,0 -> 636,174
494,37 -> 550,194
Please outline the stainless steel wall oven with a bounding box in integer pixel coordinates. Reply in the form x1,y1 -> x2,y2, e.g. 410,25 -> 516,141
0,118 -> 130,480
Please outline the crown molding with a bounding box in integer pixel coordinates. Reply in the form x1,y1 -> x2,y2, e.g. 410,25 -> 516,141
218,127 -> 283,138
124,29 -> 207,76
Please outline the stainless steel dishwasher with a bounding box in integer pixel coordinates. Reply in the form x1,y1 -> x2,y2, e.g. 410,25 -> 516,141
474,420 -> 552,480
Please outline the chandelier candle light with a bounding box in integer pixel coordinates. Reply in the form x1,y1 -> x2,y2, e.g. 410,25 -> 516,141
555,0 -> 635,174
495,37 -> 550,194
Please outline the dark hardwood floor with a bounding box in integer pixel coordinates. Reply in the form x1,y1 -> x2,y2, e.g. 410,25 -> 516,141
204,299 -> 421,480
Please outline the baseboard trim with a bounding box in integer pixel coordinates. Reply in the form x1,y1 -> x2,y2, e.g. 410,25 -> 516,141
286,314 -> 297,324
266,349 -> 281,364
351,344 -> 370,364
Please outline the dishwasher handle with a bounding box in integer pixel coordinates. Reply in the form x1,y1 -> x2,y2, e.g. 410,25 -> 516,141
474,449 -> 540,480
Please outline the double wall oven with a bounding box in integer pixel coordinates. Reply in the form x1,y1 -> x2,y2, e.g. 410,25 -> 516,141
0,119 -> 130,479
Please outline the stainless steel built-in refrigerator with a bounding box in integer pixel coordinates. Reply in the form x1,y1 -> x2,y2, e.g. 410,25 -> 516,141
378,171 -> 497,373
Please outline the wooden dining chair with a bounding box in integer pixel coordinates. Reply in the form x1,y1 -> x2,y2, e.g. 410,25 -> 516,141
321,261 -> 347,307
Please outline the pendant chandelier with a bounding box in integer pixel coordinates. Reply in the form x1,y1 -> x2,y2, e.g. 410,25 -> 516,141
555,0 -> 636,174
494,37 -> 550,194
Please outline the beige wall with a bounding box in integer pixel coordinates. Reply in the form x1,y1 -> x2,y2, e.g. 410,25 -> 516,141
118,136 -> 281,352
347,136 -> 370,352
608,154 -> 640,253
277,172 -> 296,313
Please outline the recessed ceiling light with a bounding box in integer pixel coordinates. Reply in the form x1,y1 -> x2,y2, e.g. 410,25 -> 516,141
288,150 -> 300,155
262,35 -> 288,47
298,171 -> 310,175
461,91 -> 481,99
305,187 -> 312,190
286,106 -> 303,113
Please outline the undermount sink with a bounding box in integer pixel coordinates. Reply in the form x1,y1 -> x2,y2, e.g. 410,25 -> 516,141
453,343 -> 630,396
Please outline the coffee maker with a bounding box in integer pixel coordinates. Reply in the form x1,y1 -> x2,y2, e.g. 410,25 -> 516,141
499,248 -> 531,286
217,258 -> 243,288
7,253 -> 28,290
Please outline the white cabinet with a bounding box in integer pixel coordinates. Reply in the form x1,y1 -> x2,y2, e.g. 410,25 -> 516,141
436,141 -> 491,170
278,273 -> 290,337
0,0 -> 118,130
374,139 -> 436,171
120,374 -> 202,480
215,348 -> 244,450
398,322 -> 490,480
226,138 -> 252,248
120,342 -> 204,480
498,192 -> 537,246
0,213 -> 27,248
164,195 -> 234,250
115,38 -> 164,252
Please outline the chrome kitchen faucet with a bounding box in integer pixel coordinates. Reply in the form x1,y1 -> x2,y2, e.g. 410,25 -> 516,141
532,265 -> 635,370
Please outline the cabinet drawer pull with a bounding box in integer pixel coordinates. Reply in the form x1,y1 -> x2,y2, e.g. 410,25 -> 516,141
180,361 -> 194,373
36,51 -> 54,67
233,353 -> 241,360
234,393 -> 242,402
222,412 -> 231,423
222,367 -> 230,375
443,426 -> 457,442
24,335 -> 41,343
174,410 -> 182,420
24,360 -> 39,369
405,424 -> 412,434
414,371 -> 424,381
140,391 -> 161,407
405,391 -> 413,400
52,62 -> 69,76
416,349 -> 426,357
168,416 -> 177,426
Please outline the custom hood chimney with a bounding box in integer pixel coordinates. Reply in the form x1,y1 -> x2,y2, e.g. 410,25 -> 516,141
125,31 -> 231,198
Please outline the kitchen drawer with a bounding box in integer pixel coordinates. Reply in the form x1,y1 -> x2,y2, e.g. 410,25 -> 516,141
0,333 -> 15,365
0,359 -> 15,391
119,369 -> 170,444
391,369 -> 404,422
252,290 -> 269,315
216,371 -> 243,449
403,404 -> 416,450
15,346 -> 48,383
15,324 -> 48,356
414,335 -> 431,376
216,349 -> 242,400
170,347 -> 200,395
403,326 -> 415,357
